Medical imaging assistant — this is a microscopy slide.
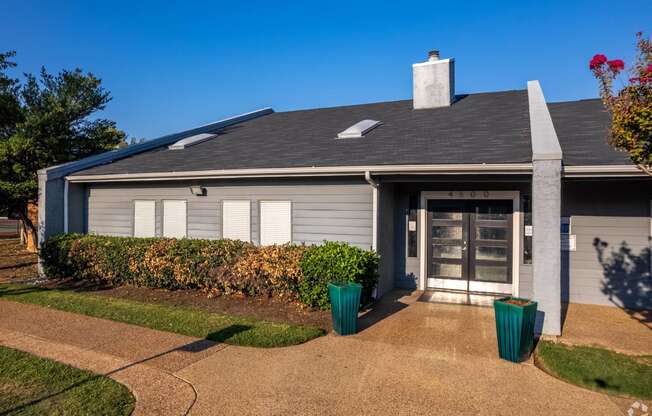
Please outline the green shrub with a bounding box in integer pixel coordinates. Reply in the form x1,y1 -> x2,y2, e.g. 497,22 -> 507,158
41,235 -> 378,309
298,241 -> 379,309
41,234 -> 249,289
40,233 -> 81,278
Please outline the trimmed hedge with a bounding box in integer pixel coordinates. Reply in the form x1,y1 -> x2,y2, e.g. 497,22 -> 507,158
298,241 -> 379,309
40,234 -> 379,309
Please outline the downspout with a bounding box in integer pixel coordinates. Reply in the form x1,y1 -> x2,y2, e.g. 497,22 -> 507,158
364,171 -> 379,252
365,171 -> 380,299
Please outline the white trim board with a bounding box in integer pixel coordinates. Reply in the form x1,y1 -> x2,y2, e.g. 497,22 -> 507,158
418,190 -> 521,296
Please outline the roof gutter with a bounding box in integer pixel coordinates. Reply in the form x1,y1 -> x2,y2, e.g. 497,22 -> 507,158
66,163 -> 533,182
563,165 -> 650,177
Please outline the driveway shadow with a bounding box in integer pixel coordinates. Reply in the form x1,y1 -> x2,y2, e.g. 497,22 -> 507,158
357,290 -> 412,332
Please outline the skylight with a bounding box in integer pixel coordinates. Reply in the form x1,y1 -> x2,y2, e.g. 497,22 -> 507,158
336,119 -> 382,139
168,133 -> 217,150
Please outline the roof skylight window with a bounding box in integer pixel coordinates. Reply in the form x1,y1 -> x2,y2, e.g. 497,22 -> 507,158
336,119 -> 382,139
168,133 -> 217,150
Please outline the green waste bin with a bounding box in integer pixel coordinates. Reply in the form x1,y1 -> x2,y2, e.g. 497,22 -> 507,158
493,297 -> 537,363
328,282 -> 362,336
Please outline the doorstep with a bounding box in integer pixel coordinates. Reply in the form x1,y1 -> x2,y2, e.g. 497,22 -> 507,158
419,289 -> 506,307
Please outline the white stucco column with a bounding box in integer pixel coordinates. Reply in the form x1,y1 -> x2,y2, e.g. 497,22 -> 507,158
528,80 -> 563,336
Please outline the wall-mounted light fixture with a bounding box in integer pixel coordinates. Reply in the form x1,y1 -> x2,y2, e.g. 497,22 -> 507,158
189,185 -> 207,196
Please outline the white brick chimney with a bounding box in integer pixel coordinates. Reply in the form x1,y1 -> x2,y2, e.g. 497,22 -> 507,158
412,50 -> 455,109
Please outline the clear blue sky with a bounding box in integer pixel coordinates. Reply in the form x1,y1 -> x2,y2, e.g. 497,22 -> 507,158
3,0 -> 651,139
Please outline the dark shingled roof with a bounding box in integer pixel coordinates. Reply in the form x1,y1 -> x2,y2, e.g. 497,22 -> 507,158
548,98 -> 630,166
72,90 -> 533,176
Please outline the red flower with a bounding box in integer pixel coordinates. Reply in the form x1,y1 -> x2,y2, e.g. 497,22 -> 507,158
646,63 -> 652,74
589,54 -> 608,69
607,59 -> 625,72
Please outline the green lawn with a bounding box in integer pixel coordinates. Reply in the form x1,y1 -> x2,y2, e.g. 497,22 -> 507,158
536,341 -> 652,399
0,346 -> 134,416
0,283 -> 324,348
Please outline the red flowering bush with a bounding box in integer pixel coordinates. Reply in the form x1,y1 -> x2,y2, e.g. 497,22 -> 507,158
607,59 -> 625,72
590,32 -> 652,174
589,54 -> 607,69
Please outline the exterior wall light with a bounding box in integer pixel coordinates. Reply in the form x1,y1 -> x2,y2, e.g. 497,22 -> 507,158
190,185 -> 206,196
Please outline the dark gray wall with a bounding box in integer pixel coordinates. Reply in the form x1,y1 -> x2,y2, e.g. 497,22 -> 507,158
377,183 -> 395,296
67,183 -> 87,233
86,178 -> 374,249
562,179 -> 651,309
393,192 -> 420,289
38,176 -> 65,244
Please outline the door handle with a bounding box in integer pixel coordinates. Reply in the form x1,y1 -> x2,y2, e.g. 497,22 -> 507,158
462,241 -> 468,251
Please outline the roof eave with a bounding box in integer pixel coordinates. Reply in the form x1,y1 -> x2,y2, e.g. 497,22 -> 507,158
66,163 -> 534,183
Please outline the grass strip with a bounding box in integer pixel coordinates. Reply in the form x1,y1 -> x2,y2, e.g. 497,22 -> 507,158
536,341 -> 652,399
0,283 -> 324,348
0,345 -> 135,416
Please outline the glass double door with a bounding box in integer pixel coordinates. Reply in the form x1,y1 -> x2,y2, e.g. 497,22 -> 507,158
427,199 -> 513,294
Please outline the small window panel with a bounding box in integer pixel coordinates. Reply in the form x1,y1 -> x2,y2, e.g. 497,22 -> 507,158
260,201 -> 292,246
560,217 -> 571,234
133,200 -> 156,237
222,200 -> 251,242
407,194 -> 418,257
521,194 -> 532,264
163,200 -> 187,238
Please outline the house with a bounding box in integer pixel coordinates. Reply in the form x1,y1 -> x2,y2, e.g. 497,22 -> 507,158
38,50 -> 651,335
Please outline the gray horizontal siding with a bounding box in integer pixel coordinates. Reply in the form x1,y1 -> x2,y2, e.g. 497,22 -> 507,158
87,180 -> 373,249
562,180 -> 651,309
564,215 -> 650,307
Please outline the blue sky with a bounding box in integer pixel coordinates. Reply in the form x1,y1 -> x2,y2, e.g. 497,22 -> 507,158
3,0 -> 651,139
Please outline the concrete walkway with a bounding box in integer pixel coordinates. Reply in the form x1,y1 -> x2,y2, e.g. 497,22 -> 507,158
1,295 -> 649,415
0,300 -> 225,415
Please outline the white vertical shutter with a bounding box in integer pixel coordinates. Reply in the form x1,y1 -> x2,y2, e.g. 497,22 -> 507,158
133,200 -> 156,237
163,200 -> 187,238
260,201 -> 292,246
222,200 -> 251,241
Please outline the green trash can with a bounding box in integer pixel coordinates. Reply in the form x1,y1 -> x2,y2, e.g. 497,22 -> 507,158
493,297 -> 538,363
328,282 -> 362,336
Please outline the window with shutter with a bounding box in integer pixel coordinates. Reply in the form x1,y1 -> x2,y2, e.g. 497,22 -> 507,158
222,200 -> 251,241
163,200 -> 187,238
260,201 -> 292,246
133,200 -> 156,237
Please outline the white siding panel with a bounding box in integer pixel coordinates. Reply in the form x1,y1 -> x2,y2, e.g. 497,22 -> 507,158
222,200 -> 251,242
260,201 -> 292,245
133,200 -> 155,237
163,200 -> 187,238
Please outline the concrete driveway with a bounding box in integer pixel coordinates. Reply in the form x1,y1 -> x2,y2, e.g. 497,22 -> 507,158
1,292 -> 649,415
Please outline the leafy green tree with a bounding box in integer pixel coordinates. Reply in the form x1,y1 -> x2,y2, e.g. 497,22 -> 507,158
589,32 -> 652,174
0,51 -> 125,249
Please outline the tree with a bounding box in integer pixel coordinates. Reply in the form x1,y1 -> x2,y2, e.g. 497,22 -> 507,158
589,32 -> 652,175
0,51 -> 125,250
